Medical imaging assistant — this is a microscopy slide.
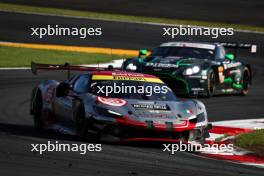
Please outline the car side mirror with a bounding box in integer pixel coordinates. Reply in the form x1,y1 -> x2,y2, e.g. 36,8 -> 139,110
56,82 -> 71,97
225,53 -> 235,61
138,49 -> 148,59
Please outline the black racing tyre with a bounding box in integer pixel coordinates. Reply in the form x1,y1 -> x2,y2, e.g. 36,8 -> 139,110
75,103 -> 90,140
240,67 -> 250,96
205,69 -> 216,98
121,59 -> 139,72
121,59 -> 131,70
32,90 -> 44,130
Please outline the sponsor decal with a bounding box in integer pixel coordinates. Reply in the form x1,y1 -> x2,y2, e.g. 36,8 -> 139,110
223,62 -> 241,69
221,89 -> 234,93
92,75 -> 163,83
185,109 -> 193,114
191,88 -> 204,91
229,69 -> 241,74
132,104 -> 170,111
145,62 -> 178,68
136,113 -> 175,119
97,96 -> 127,107
189,75 -> 202,78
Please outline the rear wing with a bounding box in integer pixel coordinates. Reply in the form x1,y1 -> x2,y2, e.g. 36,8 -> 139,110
215,42 -> 257,53
31,62 -> 119,78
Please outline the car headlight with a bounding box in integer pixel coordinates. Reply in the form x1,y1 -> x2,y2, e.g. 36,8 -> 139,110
107,110 -> 122,117
192,66 -> 200,73
183,66 -> 200,75
126,63 -> 137,70
94,106 -> 123,118
185,68 -> 193,75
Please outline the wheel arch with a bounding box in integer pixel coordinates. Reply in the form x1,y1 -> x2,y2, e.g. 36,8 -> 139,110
30,80 -> 58,114
210,66 -> 220,84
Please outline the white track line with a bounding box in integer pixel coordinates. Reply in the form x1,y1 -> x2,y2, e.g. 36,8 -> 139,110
0,67 -> 30,70
213,118 -> 264,130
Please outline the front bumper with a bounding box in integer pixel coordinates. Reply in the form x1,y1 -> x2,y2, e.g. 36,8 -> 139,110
90,115 -> 210,142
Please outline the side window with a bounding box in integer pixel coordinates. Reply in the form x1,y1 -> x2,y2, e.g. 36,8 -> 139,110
73,75 -> 90,93
218,46 -> 226,60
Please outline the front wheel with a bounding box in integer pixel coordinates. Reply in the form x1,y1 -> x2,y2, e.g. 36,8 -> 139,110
121,59 -> 132,70
240,67 -> 251,96
205,70 -> 216,98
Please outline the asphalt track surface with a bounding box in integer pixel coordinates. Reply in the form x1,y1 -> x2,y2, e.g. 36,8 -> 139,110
0,11 -> 264,176
1,11 -> 264,52
1,0 -> 264,27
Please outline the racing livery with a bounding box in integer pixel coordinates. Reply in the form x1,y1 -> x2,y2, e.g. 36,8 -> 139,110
122,42 -> 254,97
30,62 -> 211,144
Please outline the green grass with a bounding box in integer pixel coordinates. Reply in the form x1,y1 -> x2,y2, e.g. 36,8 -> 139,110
234,129 -> 264,156
0,3 -> 264,32
0,46 -> 120,67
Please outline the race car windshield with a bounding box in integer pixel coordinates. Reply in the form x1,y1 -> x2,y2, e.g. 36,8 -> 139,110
88,80 -> 177,101
149,46 -> 215,60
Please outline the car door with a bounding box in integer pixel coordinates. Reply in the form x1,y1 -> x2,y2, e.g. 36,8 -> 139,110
222,59 -> 242,89
68,74 -> 90,123
52,81 -> 74,126
216,46 -> 242,89
53,74 -> 90,126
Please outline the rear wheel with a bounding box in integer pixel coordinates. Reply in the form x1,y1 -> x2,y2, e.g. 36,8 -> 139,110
205,70 -> 216,98
32,90 -> 44,130
121,59 -> 132,70
240,67 -> 250,95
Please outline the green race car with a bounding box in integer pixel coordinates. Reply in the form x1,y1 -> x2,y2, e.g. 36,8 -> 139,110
122,41 -> 255,97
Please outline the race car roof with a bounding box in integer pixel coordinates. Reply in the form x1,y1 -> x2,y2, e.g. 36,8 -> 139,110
160,41 -> 216,50
91,71 -> 163,83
